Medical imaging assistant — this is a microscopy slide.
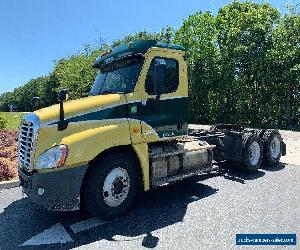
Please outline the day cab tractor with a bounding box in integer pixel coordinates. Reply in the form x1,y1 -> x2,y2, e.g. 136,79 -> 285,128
18,40 -> 286,219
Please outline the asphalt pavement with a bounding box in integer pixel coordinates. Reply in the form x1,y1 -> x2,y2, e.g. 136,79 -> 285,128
0,163 -> 299,250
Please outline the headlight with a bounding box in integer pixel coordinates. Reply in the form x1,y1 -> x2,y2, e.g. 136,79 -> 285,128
36,145 -> 68,169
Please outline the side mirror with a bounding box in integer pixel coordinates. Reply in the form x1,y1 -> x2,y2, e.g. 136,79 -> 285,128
32,96 -> 40,110
58,89 -> 69,102
153,63 -> 165,95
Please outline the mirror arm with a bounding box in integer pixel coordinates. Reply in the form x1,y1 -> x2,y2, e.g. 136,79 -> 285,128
57,89 -> 69,131
58,99 -> 68,131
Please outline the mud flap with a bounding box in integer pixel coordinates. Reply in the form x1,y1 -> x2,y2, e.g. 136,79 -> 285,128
281,141 -> 286,156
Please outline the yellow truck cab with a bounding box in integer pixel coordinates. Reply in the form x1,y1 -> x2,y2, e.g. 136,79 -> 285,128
18,40 -> 286,219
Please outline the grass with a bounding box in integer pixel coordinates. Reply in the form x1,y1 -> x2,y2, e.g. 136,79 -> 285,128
0,112 -> 26,130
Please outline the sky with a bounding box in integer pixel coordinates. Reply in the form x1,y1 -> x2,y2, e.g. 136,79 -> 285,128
0,0 -> 295,94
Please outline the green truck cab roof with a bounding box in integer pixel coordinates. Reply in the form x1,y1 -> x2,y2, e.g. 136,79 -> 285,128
93,40 -> 185,67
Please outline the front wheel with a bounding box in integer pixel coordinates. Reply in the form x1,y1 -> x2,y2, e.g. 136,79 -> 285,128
83,152 -> 141,219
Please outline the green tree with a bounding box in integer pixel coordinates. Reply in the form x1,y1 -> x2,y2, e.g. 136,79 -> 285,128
174,11 -> 220,123
37,75 -> 59,108
53,48 -> 103,100
216,1 -> 280,126
0,76 -> 58,111
267,4 -> 300,129
0,92 -> 15,111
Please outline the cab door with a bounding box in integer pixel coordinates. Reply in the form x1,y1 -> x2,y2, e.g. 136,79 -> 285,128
138,56 -> 188,139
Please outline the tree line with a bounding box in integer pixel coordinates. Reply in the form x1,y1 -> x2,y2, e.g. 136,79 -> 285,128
0,1 -> 299,130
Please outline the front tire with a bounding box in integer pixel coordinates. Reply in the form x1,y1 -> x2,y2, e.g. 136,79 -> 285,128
83,152 -> 141,219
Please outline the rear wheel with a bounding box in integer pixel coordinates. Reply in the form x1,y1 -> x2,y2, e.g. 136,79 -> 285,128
83,152 -> 141,219
241,133 -> 263,173
262,129 -> 282,168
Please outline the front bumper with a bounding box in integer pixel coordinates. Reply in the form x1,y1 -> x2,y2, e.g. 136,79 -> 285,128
18,165 -> 87,211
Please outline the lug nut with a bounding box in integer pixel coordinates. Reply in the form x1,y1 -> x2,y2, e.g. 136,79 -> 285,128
37,188 -> 44,196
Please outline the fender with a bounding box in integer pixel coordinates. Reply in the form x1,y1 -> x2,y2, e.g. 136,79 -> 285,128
35,119 -> 131,169
132,143 -> 150,191
61,121 -> 131,166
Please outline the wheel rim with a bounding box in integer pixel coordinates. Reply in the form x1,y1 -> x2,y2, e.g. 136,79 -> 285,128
102,167 -> 130,207
270,136 -> 281,159
249,141 -> 260,166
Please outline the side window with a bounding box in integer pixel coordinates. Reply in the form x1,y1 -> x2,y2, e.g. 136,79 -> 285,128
145,57 -> 179,95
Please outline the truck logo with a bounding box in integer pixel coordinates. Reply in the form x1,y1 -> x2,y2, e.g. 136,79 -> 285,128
130,106 -> 138,114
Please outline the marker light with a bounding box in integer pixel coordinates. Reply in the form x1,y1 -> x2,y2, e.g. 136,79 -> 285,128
100,49 -> 112,58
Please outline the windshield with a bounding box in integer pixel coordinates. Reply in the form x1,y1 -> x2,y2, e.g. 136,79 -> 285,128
89,54 -> 144,95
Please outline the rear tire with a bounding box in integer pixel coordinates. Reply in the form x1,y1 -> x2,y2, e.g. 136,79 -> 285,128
241,133 -> 263,173
83,152 -> 141,219
261,129 -> 282,168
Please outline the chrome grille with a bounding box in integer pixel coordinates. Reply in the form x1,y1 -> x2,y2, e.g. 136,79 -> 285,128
18,114 -> 40,171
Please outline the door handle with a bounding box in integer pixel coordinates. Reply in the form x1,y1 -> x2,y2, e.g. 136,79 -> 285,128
147,97 -> 158,107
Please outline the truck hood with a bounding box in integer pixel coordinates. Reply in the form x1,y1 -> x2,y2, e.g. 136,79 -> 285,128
34,94 -> 126,125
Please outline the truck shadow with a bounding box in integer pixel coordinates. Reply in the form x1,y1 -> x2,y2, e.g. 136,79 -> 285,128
0,194 -> 83,250
0,176 -> 217,250
70,177 -> 219,249
216,162 -> 286,184
262,162 -> 286,172
219,168 -> 265,184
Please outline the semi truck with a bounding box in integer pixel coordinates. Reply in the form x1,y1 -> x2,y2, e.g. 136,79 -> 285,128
18,40 -> 286,219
